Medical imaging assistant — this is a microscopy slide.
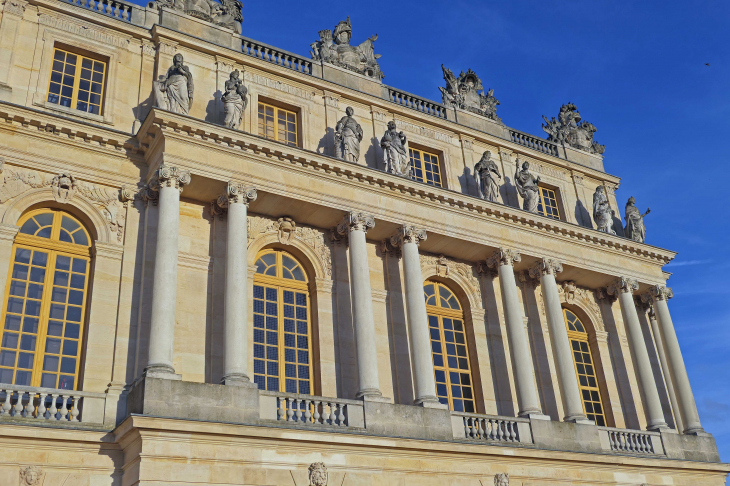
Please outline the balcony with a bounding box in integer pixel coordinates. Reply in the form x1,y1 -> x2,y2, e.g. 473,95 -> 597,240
0,383 -> 107,427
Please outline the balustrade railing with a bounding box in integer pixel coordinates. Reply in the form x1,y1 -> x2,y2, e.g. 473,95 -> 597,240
62,0 -> 143,23
599,427 -> 662,455
0,384 -> 105,424
241,38 -> 313,75
259,391 -> 363,428
509,129 -> 560,157
454,412 -> 528,443
386,88 -> 448,119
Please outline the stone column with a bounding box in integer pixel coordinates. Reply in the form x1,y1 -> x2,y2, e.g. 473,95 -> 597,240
390,225 -> 441,407
335,212 -> 383,400
145,165 -> 191,379
486,249 -> 545,418
648,305 -> 683,432
529,258 -> 589,423
609,278 -> 667,430
218,183 -> 257,386
642,286 -> 704,435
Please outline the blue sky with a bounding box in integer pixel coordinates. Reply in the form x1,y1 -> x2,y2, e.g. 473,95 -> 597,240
148,0 -> 730,459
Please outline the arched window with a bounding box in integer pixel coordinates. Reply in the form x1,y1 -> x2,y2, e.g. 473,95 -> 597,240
564,308 -> 606,426
253,249 -> 312,394
424,281 -> 475,412
0,209 -> 92,390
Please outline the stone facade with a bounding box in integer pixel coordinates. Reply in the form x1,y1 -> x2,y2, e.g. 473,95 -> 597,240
0,1 -> 726,485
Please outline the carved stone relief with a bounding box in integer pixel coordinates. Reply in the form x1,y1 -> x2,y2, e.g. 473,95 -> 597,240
557,280 -> 604,331
19,466 -> 43,486
3,0 -> 27,17
154,0 -> 243,33
308,462 -> 327,486
420,253 -> 481,304
493,473 -> 509,486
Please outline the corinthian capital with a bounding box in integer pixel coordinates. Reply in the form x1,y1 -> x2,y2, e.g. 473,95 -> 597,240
607,277 -> 639,296
486,248 -> 521,268
390,224 -> 427,247
226,182 -> 257,206
153,164 -> 191,192
337,211 -> 375,235
528,257 -> 563,278
640,285 -> 673,303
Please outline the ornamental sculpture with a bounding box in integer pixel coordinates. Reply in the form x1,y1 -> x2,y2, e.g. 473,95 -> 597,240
308,462 -> 328,486
439,65 -> 501,122
222,69 -> 248,129
542,103 -> 605,155
310,17 -> 384,80
474,150 -> 501,202
19,466 -> 43,486
623,196 -> 650,243
154,54 -> 194,115
514,160 -> 541,213
494,473 -> 510,486
381,121 -> 410,177
155,0 -> 243,33
335,107 -> 363,162
592,186 -> 616,235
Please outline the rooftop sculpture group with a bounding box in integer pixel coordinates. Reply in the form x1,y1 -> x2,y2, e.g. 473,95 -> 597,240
156,0 -> 243,33
439,66 -> 501,122
542,103 -> 605,155
311,17 -> 384,80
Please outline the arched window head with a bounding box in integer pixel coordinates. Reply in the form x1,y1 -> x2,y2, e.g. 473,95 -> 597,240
0,209 -> 92,390
253,249 -> 312,394
424,281 -> 475,413
564,308 -> 606,426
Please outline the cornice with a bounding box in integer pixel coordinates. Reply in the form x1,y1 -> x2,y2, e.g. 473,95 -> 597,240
137,110 -> 676,277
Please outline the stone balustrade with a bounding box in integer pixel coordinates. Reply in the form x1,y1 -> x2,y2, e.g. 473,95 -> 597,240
63,0 -> 144,24
452,412 -> 532,444
0,384 -> 106,424
241,38 -> 313,75
598,427 -> 664,455
509,129 -> 560,157
259,391 -> 364,428
386,88 -> 449,119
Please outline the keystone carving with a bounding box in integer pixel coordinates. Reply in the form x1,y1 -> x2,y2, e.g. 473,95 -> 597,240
494,473 -> 509,486
336,211 -> 375,235
486,248 -> 521,268
528,257 -> 563,278
308,462 -> 327,486
19,466 -> 43,486
390,224 -> 427,247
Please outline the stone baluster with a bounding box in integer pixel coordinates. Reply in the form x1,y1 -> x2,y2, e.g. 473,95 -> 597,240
486,249 -> 546,419
335,212 -> 384,400
529,258 -> 589,423
390,225 -> 442,407
647,305 -> 683,432
641,286 -> 705,435
217,183 -> 258,387
145,165 -> 191,379
608,278 -> 667,430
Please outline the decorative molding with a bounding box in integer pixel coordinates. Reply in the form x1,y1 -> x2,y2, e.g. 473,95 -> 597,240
390,224 -> 427,247
460,137 -> 474,151
486,248 -> 521,268
324,94 -> 340,108
157,42 -> 178,56
178,251 -> 213,273
420,253 -> 479,290
607,277 -> 639,296
308,462 -> 327,486
0,223 -> 20,242
641,285 -> 673,303
2,0 -> 27,16
51,172 -> 76,203
558,281 -> 604,331
315,277 -> 334,293
394,119 -> 453,144
39,14 -> 130,48
371,108 -> 388,122
528,257 -> 563,278
150,164 -> 191,192
93,241 -> 124,261
141,42 -> 156,57
244,71 -> 316,101
476,261 -> 496,278
336,211 -> 375,235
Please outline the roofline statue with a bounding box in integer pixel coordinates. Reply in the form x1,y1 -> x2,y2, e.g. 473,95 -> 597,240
310,17 -> 384,80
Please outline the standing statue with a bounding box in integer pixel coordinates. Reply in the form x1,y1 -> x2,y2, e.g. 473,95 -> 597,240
624,196 -> 650,243
380,121 -> 410,176
221,69 -> 247,129
514,160 -> 541,213
153,53 -> 194,115
335,107 -> 363,162
474,151 -> 501,202
592,186 -> 616,234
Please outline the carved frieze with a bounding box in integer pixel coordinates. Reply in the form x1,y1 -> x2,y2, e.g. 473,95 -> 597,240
39,14 -> 130,48
244,71 -> 316,101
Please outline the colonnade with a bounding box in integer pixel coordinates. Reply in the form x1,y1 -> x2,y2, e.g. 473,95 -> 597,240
142,165 -> 705,434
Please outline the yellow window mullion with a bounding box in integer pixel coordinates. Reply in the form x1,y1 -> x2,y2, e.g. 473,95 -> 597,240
29,251 -> 57,387
69,60 -> 83,113
277,285 -> 285,392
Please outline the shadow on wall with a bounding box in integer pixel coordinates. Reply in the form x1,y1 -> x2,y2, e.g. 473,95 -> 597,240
205,90 -> 222,124
575,200 -> 593,229
501,176 -> 520,209
612,213 -> 624,237
316,127 -> 335,156
364,136 -> 382,170
458,166 -> 476,197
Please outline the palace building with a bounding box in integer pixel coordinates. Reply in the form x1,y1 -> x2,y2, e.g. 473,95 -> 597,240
0,0 -> 726,485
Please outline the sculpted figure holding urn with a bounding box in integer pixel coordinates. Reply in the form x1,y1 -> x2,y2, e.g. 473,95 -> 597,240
335,107 -> 363,162
154,53 -> 194,115
474,150 -> 502,202
592,186 -> 616,234
624,196 -> 650,243
381,121 -> 410,177
514,159 -> 540,213
221,69 -> 248,129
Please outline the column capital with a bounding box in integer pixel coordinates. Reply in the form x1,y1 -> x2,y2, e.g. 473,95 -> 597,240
528,257 -> 563,278
596,287 -> 617,304
607,277 -> 639,296
390,224 -> 427,248
336,211 -> 375,235
641,285 -> 673,303
486,248 -> 521,268
151,164 -> 191,192
226,183 -> 257,205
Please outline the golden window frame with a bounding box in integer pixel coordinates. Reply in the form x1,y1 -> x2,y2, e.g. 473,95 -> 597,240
409,147 -> 443,187
46,47 -> 107,116
257,101 -> 298,147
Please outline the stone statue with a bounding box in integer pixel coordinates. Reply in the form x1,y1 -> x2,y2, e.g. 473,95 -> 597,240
335,107 -> 363,162
474,151 -> 501,202
221,69 -> 247,129
19,466 -> 42,486
310,17 -> 384,80
624,196 -> 650,243
153,53 -> 194,115
542,103 -> 605,154
308,462 -> 328,486
592,186 -> 616,234
439,65 -> 501,122
494,473 -> 509,486
155,0 -> 243,33
514,159 -> 541,213
380,121 -> 410,177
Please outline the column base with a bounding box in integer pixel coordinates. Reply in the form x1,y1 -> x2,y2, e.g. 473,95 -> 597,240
221,374 -> 258,388
357,389 -> 390,403
521,412 -> 551,421
647,421 -> 669,432
563,414 -> 594,425
414,396 -> 448,409
144,365 -> 182,381
683,426 -> 711,437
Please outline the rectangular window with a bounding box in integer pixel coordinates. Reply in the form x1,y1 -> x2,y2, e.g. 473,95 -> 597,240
409,148 -> 442,187
537,186 -> 561,220
257,102 -> 298,147
47,48 -> 107,116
